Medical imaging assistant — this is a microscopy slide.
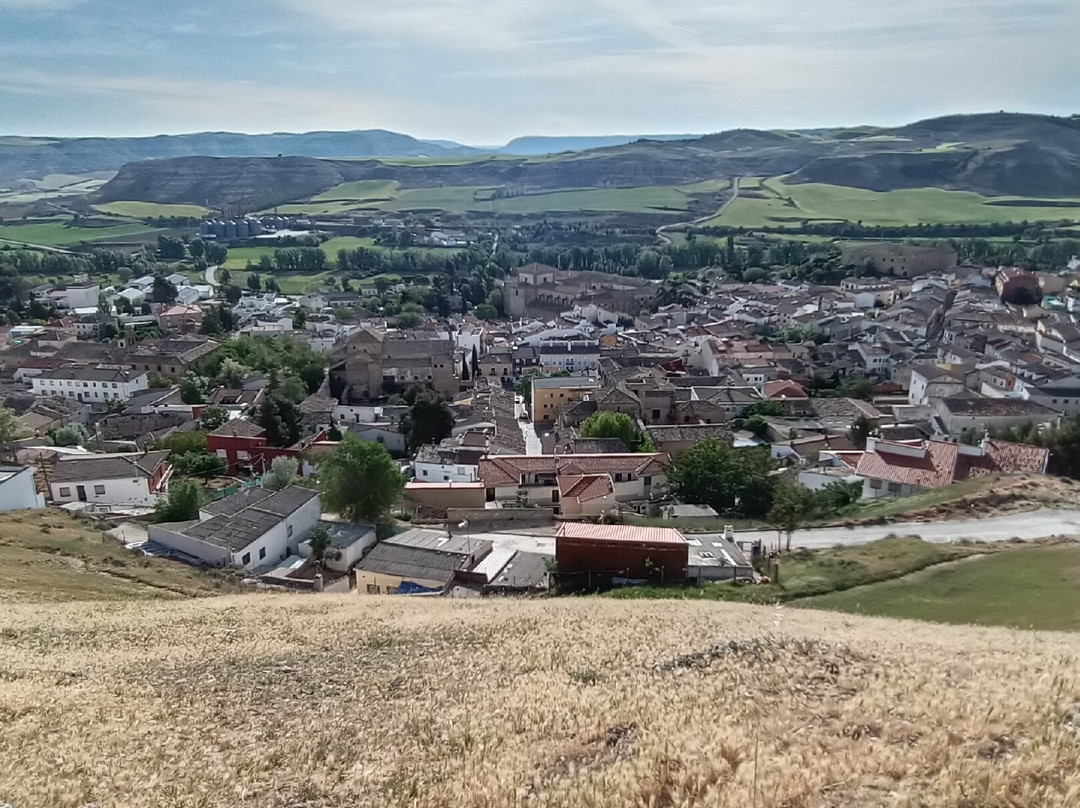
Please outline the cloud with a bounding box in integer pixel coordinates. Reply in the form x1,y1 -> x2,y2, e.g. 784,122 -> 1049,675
0,0 -> 85,9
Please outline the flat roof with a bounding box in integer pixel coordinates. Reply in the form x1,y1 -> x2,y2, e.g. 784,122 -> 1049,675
556,523 -> 687,546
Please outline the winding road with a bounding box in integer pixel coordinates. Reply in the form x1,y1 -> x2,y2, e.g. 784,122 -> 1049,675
656,176 -> 741,245
465,509 -> 1080,557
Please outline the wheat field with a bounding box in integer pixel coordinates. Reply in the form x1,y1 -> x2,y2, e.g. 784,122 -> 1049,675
2,594 -> 1080,807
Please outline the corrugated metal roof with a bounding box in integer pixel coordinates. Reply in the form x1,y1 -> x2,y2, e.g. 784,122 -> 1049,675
557,522 -> 687,546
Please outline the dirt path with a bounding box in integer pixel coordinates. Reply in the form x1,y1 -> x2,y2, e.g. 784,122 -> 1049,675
656,176 -> 740,244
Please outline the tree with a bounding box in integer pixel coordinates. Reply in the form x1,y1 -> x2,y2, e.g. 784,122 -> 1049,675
637,430 -> 657,453
579,411 -> 638,452
473,303 -> 498,320
745,414 -> 770,438
396,311 -> 423,329
247,273 -> 262,292
199,404 -> 230,431
767,481 -> 815,552
151,272 -> 178,305
48,424 -> 91,447
217,358 -> 248,388
838,375 -> 873,399
188,237 -> 205,259
470,345 -> 480,376
745,399 -> 786,418
305,523 -> 341,573
256,393 -> 300,448
847,415 -> 874,449
667,440 -> 776,517
154,479 -> 203,522
0,406 -> 27,447
179,373 -> 211,405
172,452 -> 227,477
263,456 -> 298,491
401,391 -> 454,452
157,235 -> 186,261
292,309 -> 307,329
461,355 -> 470,381
317,434 -> 404,523
222,284 -> 242,305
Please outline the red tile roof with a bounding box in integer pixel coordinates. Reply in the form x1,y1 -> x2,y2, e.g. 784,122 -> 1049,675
763,379 -> 808,399
856,438 -> 1049,489
558,474 -> 614,502
557,523 -> 687,546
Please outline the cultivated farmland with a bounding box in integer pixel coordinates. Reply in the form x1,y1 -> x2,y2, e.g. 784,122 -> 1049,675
705,177 -> 1080,229
2,593 -> 1080,806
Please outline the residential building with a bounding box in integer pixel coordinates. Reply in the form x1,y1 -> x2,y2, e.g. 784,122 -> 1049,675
531,376 -> 599,425
995,267 -> 1042,304
478,453 -> 669,511
931,395 -> 1058,435
298,520 -> 377,572
0,466 -> 44,512
839,243 -> 956,278
354,528 -> 491,594
156,304 -> 204,333
908,364 -> 974,406
537,340 -> 601,373
49,451 -> 172,507
555,523 -> 688,583
207,419 -> 322,475
30,365 -> 148,404
330,328 -> 458,400
147,486 -> 321,570
647,424 -> 734,457
855,436 -> 1049,499
122,337 -> 218,381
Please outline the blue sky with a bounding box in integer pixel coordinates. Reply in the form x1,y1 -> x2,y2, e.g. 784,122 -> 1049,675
1,0 -> 1077,143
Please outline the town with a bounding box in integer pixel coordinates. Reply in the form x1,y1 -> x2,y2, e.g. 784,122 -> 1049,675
0,229 -> 1074,597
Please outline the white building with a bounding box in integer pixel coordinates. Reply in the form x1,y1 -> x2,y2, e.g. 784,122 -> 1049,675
49,451 -> 172,507
298,519 -> 376,572
55,284 -> 100,311
147,486 -> 322,570
30,365 -> 149,404
0,466 -> 45,512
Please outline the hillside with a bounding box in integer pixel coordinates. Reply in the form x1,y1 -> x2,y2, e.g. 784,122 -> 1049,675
0,129 -> 475,182
91,112 -> 1080,210
3,595 -> 1080,806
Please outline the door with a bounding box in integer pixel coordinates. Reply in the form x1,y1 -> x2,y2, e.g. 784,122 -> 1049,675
76,485 -> 87,502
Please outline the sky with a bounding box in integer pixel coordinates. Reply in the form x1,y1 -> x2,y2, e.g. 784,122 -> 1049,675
1,0 -> 1077,144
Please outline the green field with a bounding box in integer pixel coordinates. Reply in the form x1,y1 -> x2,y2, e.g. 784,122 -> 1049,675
0,220 -> 163,246
705,176 -> 1080,229
310,179 -> 399,202
227,269 -> 333,294
279,179 -> 729,217
604,537 -> 980,605
801,543 -> 1080,631
96,201 -> 209,218
221,237 -> 378,270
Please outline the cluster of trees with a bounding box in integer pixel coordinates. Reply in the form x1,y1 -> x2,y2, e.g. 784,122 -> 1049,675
578,411 -> 656,452
399,388 -> 454,452
766,479 -> 863,550
199,335 -> 326,396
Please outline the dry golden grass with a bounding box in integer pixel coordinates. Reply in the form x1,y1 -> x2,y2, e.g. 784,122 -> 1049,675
3,594 -> 1080,807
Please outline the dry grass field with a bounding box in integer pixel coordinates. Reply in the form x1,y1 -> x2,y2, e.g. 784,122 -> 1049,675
3,594 -> 1080,807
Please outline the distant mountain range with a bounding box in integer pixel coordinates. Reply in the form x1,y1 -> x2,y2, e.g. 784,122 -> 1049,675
89,113 -> 1080,210
0,129 -> 711,182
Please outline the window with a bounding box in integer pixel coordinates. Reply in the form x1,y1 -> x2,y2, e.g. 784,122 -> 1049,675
287,525 -> 294,538
644,476 -> 652,486
59,486 -> 71,497
241,552 -> 251,565
887,482 -> 902,494
613,473 -> 623,483
112,383 -> 118,389
869,479 -> 882,490
422,469 -> 428,477
93,485 -> 105,495
366,584 -> 380,594
259,547 -> 266,560
384,585 -> 398,594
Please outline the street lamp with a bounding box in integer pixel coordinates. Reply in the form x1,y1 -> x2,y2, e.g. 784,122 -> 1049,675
458,519 -> 471,554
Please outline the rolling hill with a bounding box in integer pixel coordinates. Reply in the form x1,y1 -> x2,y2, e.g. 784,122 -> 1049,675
0,129 -> 478,182
90,113 -> 1080,211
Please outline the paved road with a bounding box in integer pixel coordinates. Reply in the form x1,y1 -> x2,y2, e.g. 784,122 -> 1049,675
468,509 -> 1080,557
516,396 -> 544,456
204,264 -> 220,286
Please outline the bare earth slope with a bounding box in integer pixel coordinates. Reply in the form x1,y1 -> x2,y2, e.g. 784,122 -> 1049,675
3,594 -> 1080,807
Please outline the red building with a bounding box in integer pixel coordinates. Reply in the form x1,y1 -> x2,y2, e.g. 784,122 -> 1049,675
207,419 -> 325,475
555,523 -> 688,583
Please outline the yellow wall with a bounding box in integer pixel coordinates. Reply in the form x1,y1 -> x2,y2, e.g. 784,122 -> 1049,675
355,569 -> 445,595
532,386 -> 592,424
